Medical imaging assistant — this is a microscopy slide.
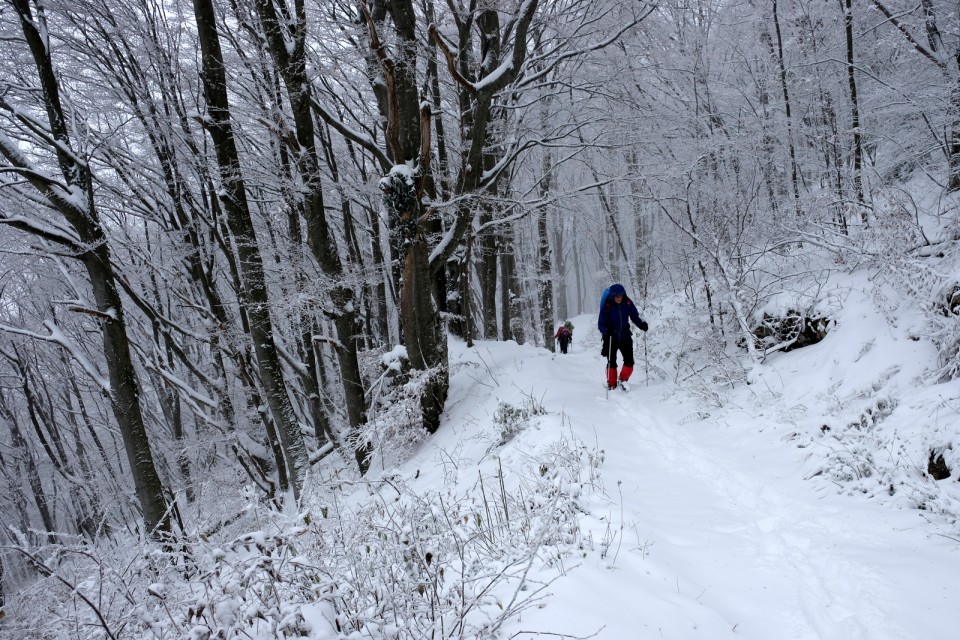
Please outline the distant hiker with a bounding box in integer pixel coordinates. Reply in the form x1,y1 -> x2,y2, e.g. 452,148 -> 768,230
598,283 -> 649,390
555,323 -> 572,354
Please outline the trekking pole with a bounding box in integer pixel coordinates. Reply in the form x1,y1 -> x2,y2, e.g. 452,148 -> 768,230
644,332 -> 650,386
603,334 -> 611,399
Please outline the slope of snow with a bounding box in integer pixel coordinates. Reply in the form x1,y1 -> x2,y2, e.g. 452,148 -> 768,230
4,272 -> 958,640
400,288 -> 959,638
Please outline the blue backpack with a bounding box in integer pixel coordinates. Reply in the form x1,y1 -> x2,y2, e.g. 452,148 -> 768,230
599,286 -> 612,311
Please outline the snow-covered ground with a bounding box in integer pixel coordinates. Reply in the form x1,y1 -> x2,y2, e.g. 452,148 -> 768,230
5,271 -> 959,640
403,289 -> 959,638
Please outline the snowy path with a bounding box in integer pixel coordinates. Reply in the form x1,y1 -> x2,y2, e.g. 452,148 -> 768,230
482,339 -> 959,640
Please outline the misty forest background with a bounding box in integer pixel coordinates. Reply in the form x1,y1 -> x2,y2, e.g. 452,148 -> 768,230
2,0 -> 960,630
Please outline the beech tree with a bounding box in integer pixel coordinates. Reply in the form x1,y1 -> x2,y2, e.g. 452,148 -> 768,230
190,0 -> 313,499
866,0 -> 960,191
0,0 -> 170,538
253,0 -> 369,470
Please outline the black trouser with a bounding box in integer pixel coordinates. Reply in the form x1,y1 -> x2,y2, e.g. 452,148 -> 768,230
606,335 -> 634,368
558,336 -> 569,353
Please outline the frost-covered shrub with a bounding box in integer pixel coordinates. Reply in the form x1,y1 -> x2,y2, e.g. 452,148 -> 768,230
750,310 -> 832,355
656,301 -> 746,407
299,439 -> 593,639
0,534 -> 195,640
929,279 -> 960,382
798,391 -> 960,537
359,346 -> 433,470
492,395 -> 545,447
881,253 -> 960,384
0,435 -> 602,640
867,208 -> 960,383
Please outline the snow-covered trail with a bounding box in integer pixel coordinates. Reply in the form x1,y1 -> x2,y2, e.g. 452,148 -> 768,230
483,336 -> 958,640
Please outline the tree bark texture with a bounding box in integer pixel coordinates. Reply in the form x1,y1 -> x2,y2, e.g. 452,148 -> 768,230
256,0 -> 368,471
4,0 -> 172,538
192,0 -> 308,499
364,4 -> 449,434
537,152 -> 555,350
770,0 -> 802,217
841,0 -> 866,217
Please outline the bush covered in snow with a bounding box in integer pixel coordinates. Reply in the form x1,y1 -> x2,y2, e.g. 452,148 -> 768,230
1,434 -> 601,640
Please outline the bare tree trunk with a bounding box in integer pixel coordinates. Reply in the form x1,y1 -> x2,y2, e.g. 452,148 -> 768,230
823,93 -> 850,234
841,0 -> 867,220
595,177 -> 631,289
480,206 -> 499,339
365,202 -> 392,343
500,224 -> 522,344
626,150 -> 651,299
2,0 -> 172,538
380,106 -> 449,433
537,153 -> 555,351
192,0 -> 308,498
0,402 -> 34,537
426,0 -> 452,202
362,5 -> 450,434
553,222 -> 569,322
427,0 -> 540,280
462,228 -> 476,348
255,0 -> 369,471
2,398 -> 55,542
64,365 -> 116,481
265,78 -> 336,449
770,0 -> 802,217
607,223 -> 619,284
143,247 -> 194,503
15,351 -> 102,538
62,384 -> 108,535
573,217 -> 585,315
446,254 -> 466,338
950,81 -> 960,192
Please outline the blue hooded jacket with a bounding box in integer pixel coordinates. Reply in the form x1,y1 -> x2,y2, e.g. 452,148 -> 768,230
598,283 -> 644,340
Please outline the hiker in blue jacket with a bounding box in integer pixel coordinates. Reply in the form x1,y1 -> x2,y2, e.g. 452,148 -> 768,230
598,283 -> 648,390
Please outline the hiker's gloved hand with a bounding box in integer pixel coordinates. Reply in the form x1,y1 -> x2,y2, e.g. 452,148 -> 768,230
600,336 -> 609,357
638,320 -> 649,332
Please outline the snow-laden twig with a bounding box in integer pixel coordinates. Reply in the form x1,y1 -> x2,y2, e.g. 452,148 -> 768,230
0,319 -> 110,391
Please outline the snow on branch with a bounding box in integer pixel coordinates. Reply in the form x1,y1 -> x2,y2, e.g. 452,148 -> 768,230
478,130 -> 588,189
115,276 -> 209,342
868,0 -> 946,69
144,359 -> 218,411
0,131 -> 87,249
0,99 -> 87,171
358,2 -> 402,163
65,305 -> 115,322
518,5 -> 655,90
275,338 -> 310,377
429,24 -> 477,93
0,210 -> 83,249
309,97 -> 391,170
312,334 -> 345,351
0,320 -> 111,392
429,0 -> 540,96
